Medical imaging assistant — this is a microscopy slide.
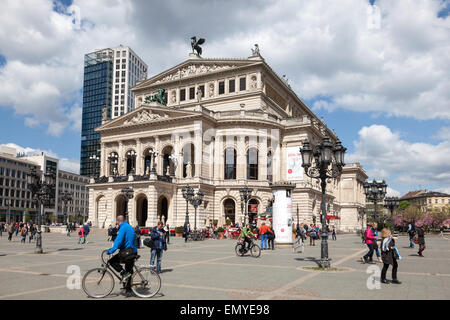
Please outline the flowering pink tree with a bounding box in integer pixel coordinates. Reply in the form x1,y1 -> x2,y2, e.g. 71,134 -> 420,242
394,214 -> 406,227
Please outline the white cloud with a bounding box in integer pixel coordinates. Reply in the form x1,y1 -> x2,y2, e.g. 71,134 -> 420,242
1,0 -> 449,138
347,124 -> 450,192
2,142 -> 80,174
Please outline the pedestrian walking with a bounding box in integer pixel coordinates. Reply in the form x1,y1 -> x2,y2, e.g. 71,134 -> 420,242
66,223 -> 71,237
135,225 -> 141,249
164,224 -> 170,244
150,221 -> 167,274
259,222 -> 272,250
8,223 -> 14,241
29,224 -> 35,243
380,228 -> 401,284
361,222 -> 376,264
77,225 -> 85,244
372,222 -> 382,263
407,220 -> 416,248
15,222 -> 20,236
184,223 -> 191,242
332,227 -> 337,240
83,223 -> 90,244
417,225 -> 426,257
268,224 -> 276,250
309,224 -> 316,246
439,225 -> 444,237
0,222 -> 3,236
20,225 -> 28,243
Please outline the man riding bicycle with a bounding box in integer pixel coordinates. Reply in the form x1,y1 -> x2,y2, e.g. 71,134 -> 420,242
238,224 -> 254,251
107,215 -> 137,292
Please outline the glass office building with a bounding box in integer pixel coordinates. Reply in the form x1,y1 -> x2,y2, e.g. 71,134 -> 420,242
80,49 -> 113,177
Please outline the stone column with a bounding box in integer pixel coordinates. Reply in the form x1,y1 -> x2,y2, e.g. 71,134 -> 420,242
118,141 -> 124,175
214,134 -> 222,180
237,134 -> 246,180
136,138 -> 142,175
258,129 -> 268,181
100,142 -> 106,176
257,72 -> 262,90
155,136 -> 161,175
146,187 -> 158,227
194,122 -> 202,178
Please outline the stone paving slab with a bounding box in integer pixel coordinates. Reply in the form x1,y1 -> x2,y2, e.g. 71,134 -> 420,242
0,230 -> 448,300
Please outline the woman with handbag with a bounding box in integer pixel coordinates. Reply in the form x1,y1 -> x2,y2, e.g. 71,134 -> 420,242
380,228 -> 401,284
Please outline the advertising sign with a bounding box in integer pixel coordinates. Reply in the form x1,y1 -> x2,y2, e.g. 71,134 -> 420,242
272,189 -> 293,244
286,146 -> 303,180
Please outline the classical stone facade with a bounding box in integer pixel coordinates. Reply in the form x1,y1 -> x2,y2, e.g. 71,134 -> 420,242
88,52 -> 367,232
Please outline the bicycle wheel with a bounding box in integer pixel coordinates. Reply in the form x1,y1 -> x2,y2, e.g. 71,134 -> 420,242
82,268 -> 115,298
101,249 -> 109,265
235,243 -> 245,256
251,244 -> 261,258
131,267 -> 161,298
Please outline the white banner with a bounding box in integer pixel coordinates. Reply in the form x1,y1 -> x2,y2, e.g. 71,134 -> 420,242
272,189 -> 293,244
286,146 -> 303,180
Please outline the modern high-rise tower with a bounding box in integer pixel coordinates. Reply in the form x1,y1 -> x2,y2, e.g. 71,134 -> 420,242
80,45 -> 148,177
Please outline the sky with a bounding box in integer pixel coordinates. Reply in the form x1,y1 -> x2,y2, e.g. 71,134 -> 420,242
0,0 -> 449,196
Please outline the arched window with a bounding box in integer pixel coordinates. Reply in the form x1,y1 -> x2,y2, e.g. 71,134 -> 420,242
126,150 -> 136,175
108,152 -> 118,176
224,148 -> 236,179
183,144 -> 195,178
247,147 -> 258,180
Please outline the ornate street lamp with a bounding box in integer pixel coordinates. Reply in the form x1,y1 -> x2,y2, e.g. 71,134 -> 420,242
364,179 -> 387,224
239,185 -> 253,227
383,196 -> 399,227
121,186 -> 134,222
27,168 -> 56,254
358,206 -> 366,237
60,191 -> 73,225
300,135 -> 347,268
181,184 -> 194,227
189,189 -> 205,239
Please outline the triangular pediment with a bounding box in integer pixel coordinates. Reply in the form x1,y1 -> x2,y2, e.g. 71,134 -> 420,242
133,58 -> 260,90
96,103 -> 203,132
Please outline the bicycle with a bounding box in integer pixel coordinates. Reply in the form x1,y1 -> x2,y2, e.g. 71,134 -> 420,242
235,238 -> 261,258
188,229 -> 205,241
82,250 -> 161,298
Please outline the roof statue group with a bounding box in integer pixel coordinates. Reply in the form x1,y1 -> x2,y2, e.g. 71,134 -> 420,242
191,36 -> 260,57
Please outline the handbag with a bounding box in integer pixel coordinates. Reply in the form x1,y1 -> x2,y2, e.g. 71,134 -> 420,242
413,234 -> 419,244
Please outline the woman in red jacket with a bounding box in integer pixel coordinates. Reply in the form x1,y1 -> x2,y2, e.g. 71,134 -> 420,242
361,222 -> 376,264
77,226 -> 85,244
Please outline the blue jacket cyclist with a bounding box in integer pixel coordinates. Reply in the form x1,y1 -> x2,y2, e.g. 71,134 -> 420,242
107,215 -> 137,289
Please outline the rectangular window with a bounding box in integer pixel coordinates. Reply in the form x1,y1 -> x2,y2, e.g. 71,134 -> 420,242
189,87 -> 195,100
239,77 -> 246,91
219,81 -> 225,94
229,79 -> 235,93
180,89 -> 186,101
199,85 -> 205,97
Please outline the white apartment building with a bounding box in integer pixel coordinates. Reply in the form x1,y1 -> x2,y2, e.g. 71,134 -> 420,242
111,45 -> 148,118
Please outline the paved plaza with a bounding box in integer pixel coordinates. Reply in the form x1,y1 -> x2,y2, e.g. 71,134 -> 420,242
0,229 -> 449,300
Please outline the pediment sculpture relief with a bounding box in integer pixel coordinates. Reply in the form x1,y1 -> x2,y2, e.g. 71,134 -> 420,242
154,64 -> 237,84
123,109 -> 169,125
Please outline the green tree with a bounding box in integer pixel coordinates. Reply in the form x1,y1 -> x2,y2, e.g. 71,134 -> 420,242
398,200 -> 410,211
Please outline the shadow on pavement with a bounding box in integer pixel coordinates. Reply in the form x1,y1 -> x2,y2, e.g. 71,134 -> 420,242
56,248 -> 84,251
160,268 -> 173,274
294,257 -> 322,267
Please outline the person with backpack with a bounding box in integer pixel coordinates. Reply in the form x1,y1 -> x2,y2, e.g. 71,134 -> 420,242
309,224 -> 317,246
361,222 -> 376,264
407,220 -> 416,248
83,223 -> 90,244
417,225 -> 426,257
150,221 -> 167,274
77,225 -> 85,244
268,224 -> 276,250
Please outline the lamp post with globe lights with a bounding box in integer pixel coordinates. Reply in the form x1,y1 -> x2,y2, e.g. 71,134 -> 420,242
363,179 -> 387,224
300,135 -> 346,268
181,184 -> 194,227
239,185 -> 253,227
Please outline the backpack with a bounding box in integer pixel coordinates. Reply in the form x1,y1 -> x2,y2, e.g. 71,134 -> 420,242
78,230 -> 82,236
143,237 -> 154,249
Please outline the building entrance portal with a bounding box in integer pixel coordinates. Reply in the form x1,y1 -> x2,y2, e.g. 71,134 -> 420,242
158,196 -> 168,224
223,198 -> 236,224
136,195 -> 148,226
